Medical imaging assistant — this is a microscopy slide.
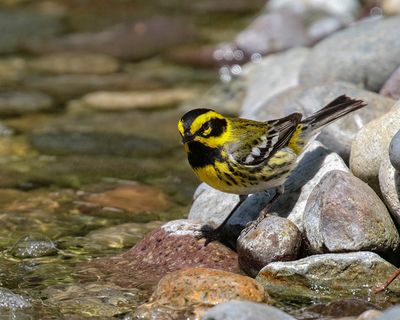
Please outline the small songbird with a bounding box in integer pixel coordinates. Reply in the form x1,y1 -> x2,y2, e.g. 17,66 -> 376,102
178,95 -> 366,244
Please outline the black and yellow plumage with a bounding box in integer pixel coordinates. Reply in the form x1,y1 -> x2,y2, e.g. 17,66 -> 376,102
179,95 -> 366,196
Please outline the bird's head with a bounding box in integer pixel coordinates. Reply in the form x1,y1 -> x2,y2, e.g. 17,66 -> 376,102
178,108 -> 230,149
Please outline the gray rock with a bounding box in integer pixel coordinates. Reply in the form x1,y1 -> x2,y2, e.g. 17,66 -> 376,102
241,47 -> 310,118
375,306 -> 400,320
379,156 -> 400,225
256,252 -> 400,300
304,170 -> 399,254
299,17 -> 400,92
0,90 -> 54,116
0,9 -> 63,54
201,300 -> 295,320
380,66 -> 400,100
254,82 -> 395,161
350,101 -> 400,193
237,215 -> 301,277
389,130 -> 400,172
0,287 -> 30,309
11,234 -> 57,258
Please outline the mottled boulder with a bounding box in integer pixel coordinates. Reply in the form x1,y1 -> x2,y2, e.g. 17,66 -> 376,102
256,252 -> 400,300
134,268 -> 266,319
11,234 -> 57,258
380,66 -> 400,100
379,156 -> 400,225
254,82 -> 395,161
237,215 -> 301,277
390,130 -> 400,172
77,220 -> 239,288
26,16 -> 196,60
304,170 -> 399,254
201,300 -> 295,320
241,47 -> 310,118
300,17 -> 400,92
350,102 -> 400,193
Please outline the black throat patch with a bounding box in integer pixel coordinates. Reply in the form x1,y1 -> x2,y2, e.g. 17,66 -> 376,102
187,141 -> 222,169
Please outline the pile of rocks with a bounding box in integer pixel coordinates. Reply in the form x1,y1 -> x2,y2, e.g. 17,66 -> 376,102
79,14 -> 400,320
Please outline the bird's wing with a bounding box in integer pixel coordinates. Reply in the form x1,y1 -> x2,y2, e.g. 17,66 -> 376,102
229,113 -> 302,166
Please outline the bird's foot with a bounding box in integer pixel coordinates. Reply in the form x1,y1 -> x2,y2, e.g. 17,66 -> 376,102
196,224 -> 222,246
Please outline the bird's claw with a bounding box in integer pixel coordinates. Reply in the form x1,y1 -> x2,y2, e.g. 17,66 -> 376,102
197,224 -> 222,246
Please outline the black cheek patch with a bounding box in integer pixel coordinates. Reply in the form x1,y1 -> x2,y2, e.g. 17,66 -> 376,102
209,118 -> 227,137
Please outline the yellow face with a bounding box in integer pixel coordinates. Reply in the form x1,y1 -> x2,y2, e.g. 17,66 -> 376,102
178,109 -> 231,149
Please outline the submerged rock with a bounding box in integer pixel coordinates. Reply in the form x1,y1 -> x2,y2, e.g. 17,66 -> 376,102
26,16 -> 196,60
304,170 -> 399,254
29,52 -> 119,75
11,234 -> 57,258
237,215 -> 301,277
256,252 -> 400,300
0,90 -> 54,116
201,300 -> 295,320
350,102 -> 400,193
300,17 -> 400,92
78,220 -> 239,288
0,287 -> 31,311
134,268 -> 266,319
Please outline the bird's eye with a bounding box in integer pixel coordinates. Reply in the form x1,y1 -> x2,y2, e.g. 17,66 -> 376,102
201,123 -> 212,136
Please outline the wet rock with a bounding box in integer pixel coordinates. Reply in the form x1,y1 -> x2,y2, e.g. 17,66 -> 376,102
350,101 -> 400,193
78,220 -> 239,288
375,306 -> 400,320
241,47 -> 310,118
237,215 -> 302,277
357,310 -> 383,320
389,130 -> 400,172
0,91 -> 54,116
45,283 -> 145,317
21,73 -> 162,102
255,82 -> 395,161
26,16 -> 196,60
80,184 -> 171,216
234,12 -> 310,58
81,88 -> 198,111
304,170 -> 399,254
11,234 -> 57,258
0,287 -> 31,309
379,156 -> 400,225
300,17 -> 400,92
382,0 -> 400,15
166,45 -> 218,68
29,53 -> 119,75
134,268 -> 266,319
256,252 -> 400,301
0,57 -> 27,86
296,298 -> 381,319
201,300 -> 295,320
380,66 -> 400,100
0,9 -> 63,54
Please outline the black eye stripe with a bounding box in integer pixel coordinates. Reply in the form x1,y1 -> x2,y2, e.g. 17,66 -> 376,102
204,118 -> 227,137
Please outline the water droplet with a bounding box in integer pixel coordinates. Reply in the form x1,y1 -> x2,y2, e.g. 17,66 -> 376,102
231,64 -> 242,75
250,53 -> 262,62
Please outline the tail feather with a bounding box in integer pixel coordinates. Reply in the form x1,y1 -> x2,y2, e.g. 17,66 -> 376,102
301,95 -> 367,132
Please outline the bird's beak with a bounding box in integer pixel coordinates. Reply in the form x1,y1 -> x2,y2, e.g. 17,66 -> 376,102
181,134 -> 195,144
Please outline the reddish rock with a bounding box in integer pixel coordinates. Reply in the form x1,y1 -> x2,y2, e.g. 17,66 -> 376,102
134,267 -> 266,319
237,215 -> 301,277
380,66 -> 400,100
25,16 -> 197,60
78,220 -> 239,288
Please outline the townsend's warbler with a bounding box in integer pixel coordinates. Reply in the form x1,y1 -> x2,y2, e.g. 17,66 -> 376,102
178,95 -> 366,244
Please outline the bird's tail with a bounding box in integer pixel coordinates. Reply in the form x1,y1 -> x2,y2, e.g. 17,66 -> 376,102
301,95 -> 366,132
288,95 -> 366,154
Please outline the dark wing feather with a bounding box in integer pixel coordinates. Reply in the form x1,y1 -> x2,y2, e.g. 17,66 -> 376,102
233,113 -> 302,166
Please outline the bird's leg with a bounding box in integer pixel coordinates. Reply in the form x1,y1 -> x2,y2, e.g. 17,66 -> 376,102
200,194 -> 248,246
374,267 -> 400,294
259,185 -> 284,219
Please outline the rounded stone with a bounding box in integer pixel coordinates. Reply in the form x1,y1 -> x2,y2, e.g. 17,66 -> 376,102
380,66 -> 400,100
11,234 -> 57,258
0,91 -> 54,116
237,215 -> 301,277
379,156 -> 400,225
304,170 -> 399,254
389,130 -> 400,172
